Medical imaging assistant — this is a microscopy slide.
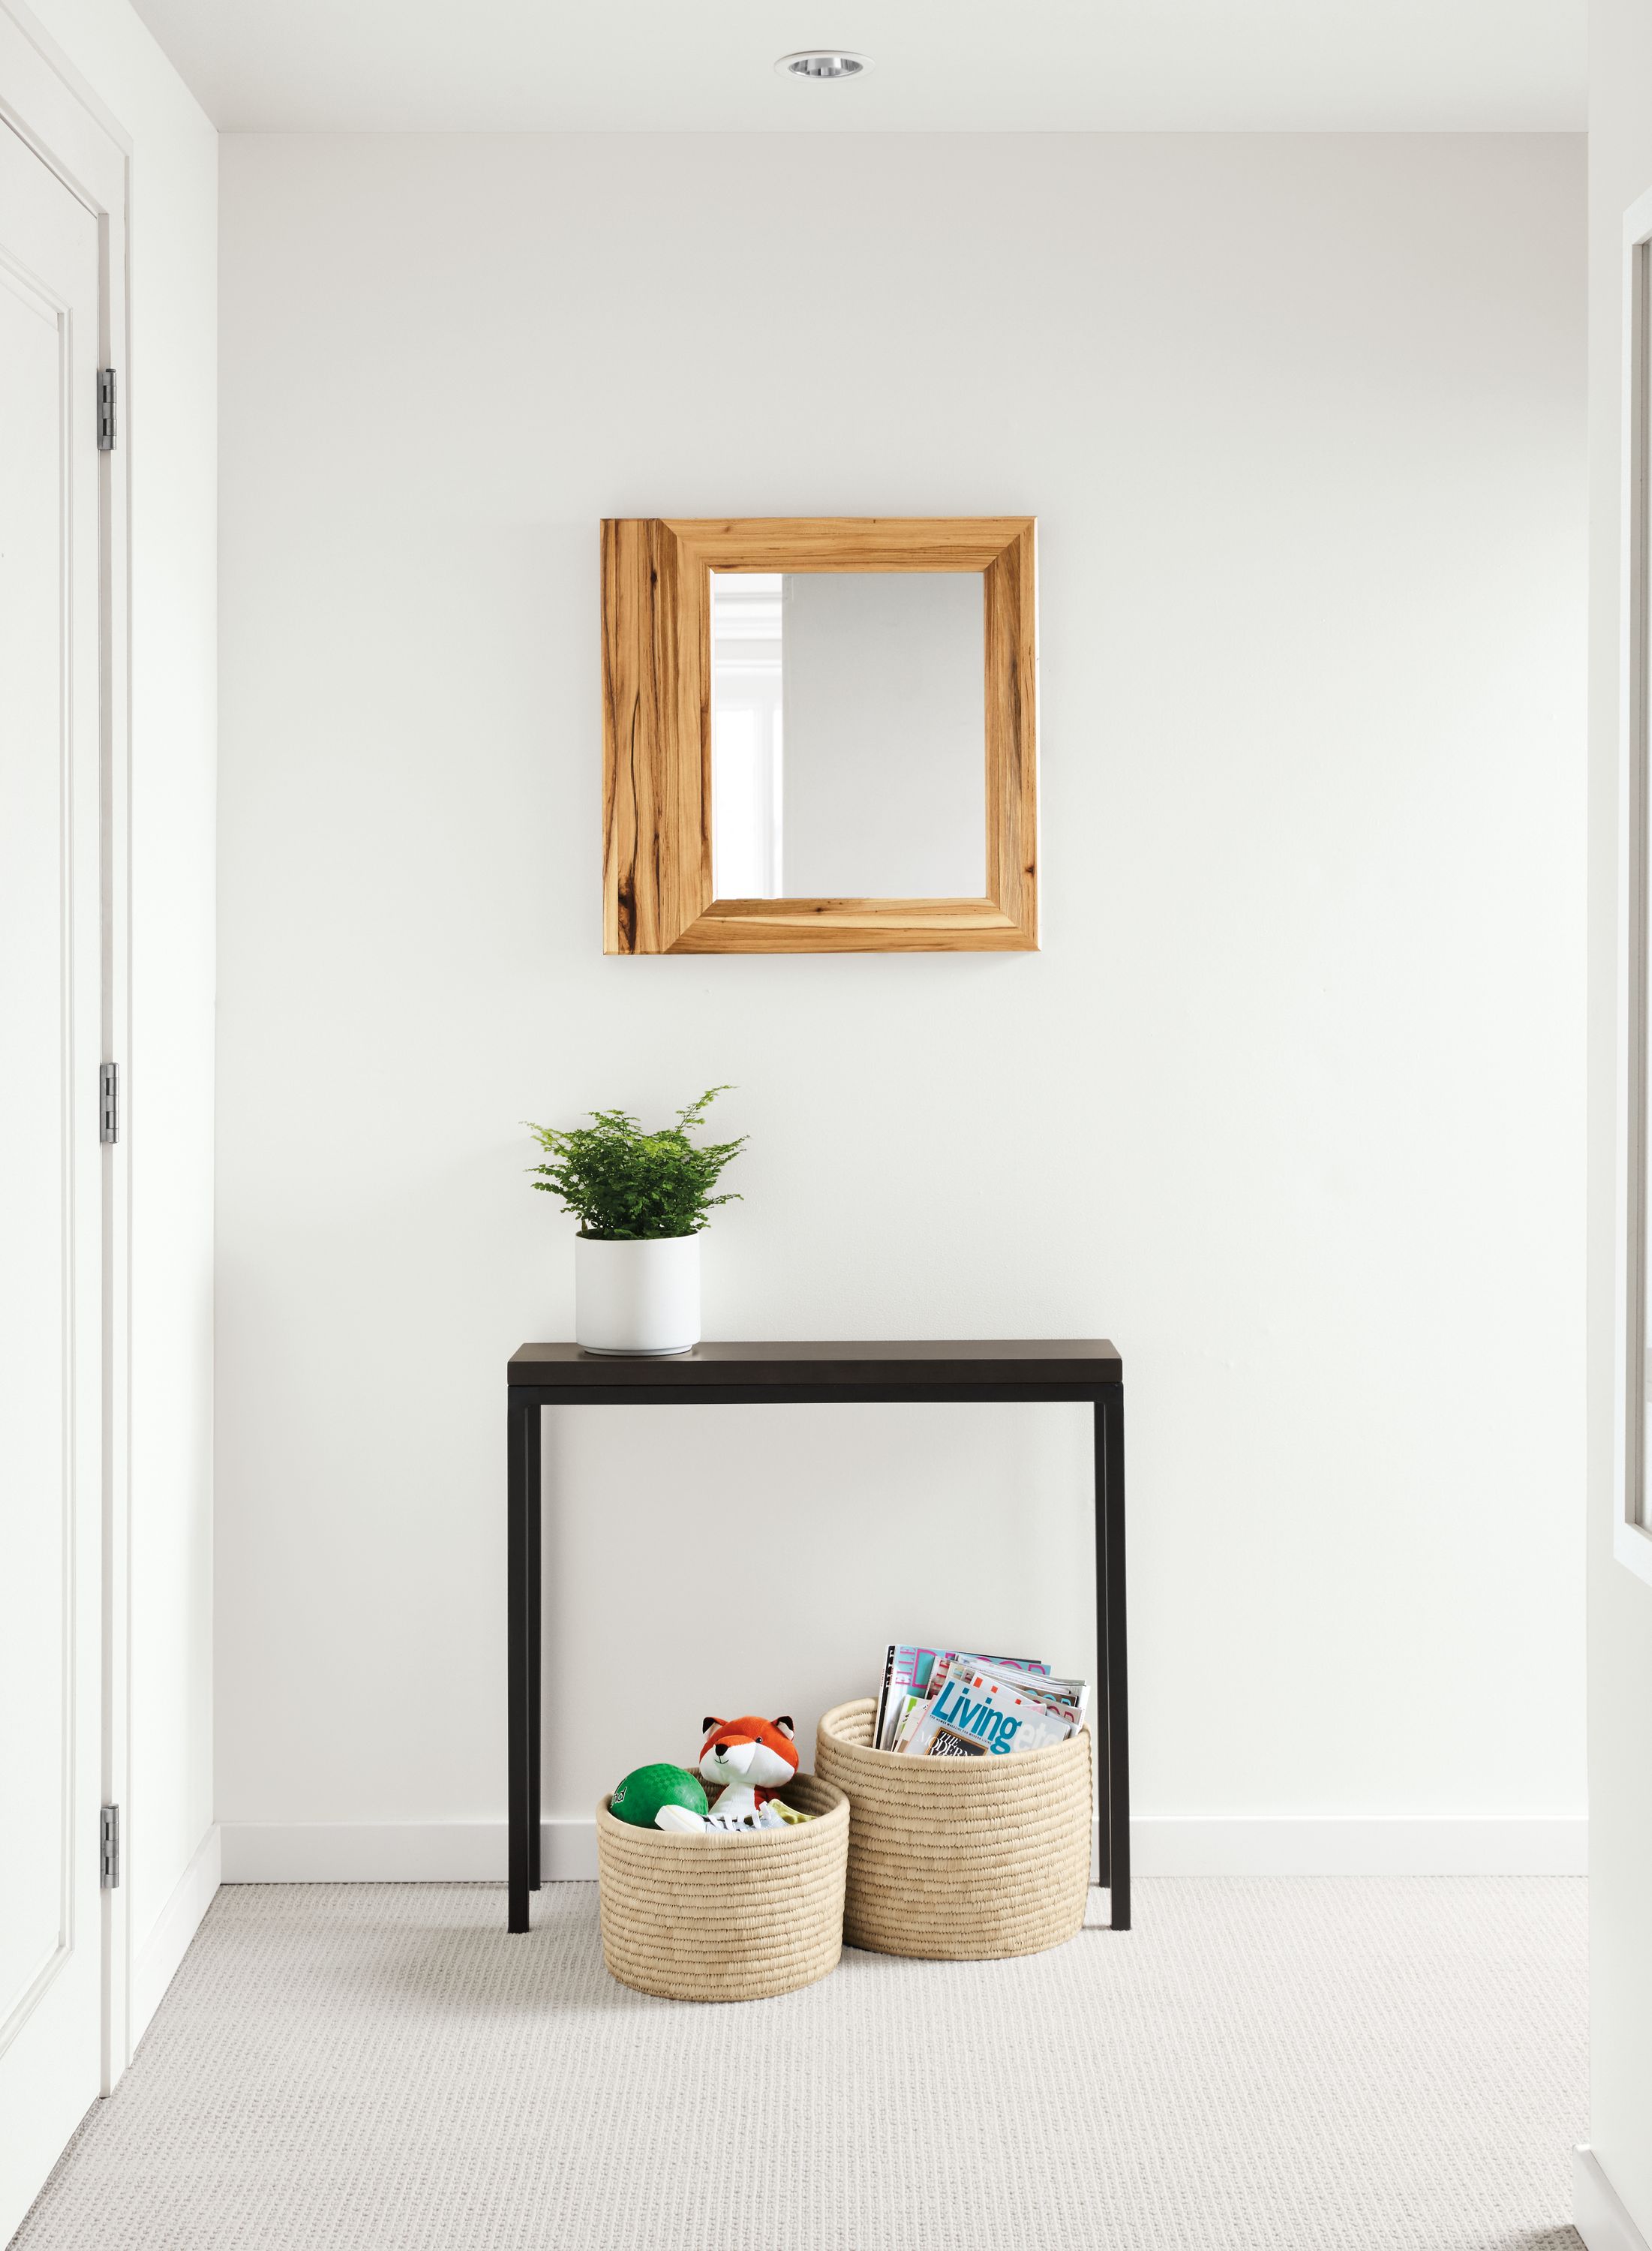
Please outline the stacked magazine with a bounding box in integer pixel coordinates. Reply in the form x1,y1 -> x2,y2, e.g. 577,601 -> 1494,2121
872,1645 -> 1089,1759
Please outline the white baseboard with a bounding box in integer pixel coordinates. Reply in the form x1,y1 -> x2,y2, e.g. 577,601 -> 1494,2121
1576,2147 -> 1652,2251
221,1819 -> 600,1883
221,1814 -> 1587,1885
131,1823 -> 221,2048
1130,1815 -> 1587,1877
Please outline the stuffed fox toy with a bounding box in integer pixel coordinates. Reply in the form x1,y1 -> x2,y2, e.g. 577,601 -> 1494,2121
653,1715 -> 810,1833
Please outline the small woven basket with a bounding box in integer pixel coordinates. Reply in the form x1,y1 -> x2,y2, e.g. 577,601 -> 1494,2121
815,1697 -> 1092,1960
595,1772 -> 849,2003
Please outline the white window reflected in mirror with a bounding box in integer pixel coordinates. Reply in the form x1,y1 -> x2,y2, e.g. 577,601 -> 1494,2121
710,570 -> 987,901
710,575 -> 785,897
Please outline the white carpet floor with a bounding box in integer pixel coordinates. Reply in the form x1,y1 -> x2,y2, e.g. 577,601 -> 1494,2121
11,1878 -> 1585,2250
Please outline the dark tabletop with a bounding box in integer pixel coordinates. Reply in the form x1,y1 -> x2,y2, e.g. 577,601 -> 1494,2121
508,1339 -> 1122,1388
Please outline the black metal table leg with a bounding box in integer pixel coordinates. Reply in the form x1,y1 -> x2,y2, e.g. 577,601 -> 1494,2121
507,1387 -> 537,1932
526,1393 -> 542,1892
1092,1392 -> 1110,1901
1096,1385 -> 1131,1930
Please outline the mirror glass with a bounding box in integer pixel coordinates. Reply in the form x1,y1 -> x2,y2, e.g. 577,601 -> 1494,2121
710,570 -> 987,899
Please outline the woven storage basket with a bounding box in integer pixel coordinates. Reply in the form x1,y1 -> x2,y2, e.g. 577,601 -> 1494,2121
815,1697 -> 1092,1960
595,1772 -> 849,2002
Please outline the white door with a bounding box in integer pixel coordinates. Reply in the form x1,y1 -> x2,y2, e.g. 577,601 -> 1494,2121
0,114 -> 107,2243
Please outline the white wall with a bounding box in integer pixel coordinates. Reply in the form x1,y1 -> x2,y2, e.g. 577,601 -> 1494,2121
15,0 -> 218,2042
216,132 -> 1585,1874
1584,4 -> 1652,2240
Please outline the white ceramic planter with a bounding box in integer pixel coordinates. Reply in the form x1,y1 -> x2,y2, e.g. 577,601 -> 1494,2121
575,1234 -> 701,1356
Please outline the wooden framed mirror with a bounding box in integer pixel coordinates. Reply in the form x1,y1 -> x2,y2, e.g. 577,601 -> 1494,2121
601,517 -> 1038,953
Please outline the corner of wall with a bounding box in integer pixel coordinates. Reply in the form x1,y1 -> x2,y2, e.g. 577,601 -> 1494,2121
1577,2147 -> 1652,2251
129,1823 -> 220,2051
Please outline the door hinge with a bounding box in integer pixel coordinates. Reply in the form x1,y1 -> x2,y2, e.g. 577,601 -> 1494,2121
100,1805 -> 120,1890
97,368 -> 116,452
99,1062 -> 119,1144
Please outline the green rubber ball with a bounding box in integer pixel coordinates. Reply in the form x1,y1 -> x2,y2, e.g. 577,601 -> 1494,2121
610,1763 -> 708,1829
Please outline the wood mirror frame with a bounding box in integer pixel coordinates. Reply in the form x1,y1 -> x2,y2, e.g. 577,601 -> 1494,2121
601,517 -> 1038,954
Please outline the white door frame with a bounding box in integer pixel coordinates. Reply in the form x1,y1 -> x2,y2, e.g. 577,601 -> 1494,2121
1615,185 -> 1652,1595
0,0 -> 134,2093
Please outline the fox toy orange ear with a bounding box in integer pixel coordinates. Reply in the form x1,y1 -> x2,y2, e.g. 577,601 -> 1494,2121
773,1716 -> 794,1738
701,1717 -> 723,1736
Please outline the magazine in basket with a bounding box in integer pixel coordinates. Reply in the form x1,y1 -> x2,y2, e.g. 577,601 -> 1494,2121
872,1645 -> 1089,1758
873,1645 -> 1050,1752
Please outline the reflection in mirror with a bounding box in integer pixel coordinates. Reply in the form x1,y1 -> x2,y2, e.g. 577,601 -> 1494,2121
710,571 -> 987,900
1644,711 -> 1652,1512
710,575 -> 785,896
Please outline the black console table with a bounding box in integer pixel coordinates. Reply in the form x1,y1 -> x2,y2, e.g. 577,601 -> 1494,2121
506,1339 -> 1128,1935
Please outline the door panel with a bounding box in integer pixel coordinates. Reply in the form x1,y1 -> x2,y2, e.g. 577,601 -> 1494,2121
0,116 -> 106,2242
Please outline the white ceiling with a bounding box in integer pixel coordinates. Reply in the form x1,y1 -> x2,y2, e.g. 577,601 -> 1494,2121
132,0 -> 1584,134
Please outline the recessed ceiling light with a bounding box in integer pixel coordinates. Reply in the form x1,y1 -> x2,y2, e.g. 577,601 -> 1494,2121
775,50 -> 871,81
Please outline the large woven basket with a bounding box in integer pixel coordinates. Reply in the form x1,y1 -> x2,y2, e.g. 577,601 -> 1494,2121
815,1697 -> 1092,1960
595,1772 -> 849,2002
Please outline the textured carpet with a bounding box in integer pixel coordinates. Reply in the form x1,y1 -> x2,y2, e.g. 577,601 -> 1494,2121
11,1879 -> 1584,2251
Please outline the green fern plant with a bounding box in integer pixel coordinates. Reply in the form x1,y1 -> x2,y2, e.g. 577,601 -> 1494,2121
526,1087 -> 746,1240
